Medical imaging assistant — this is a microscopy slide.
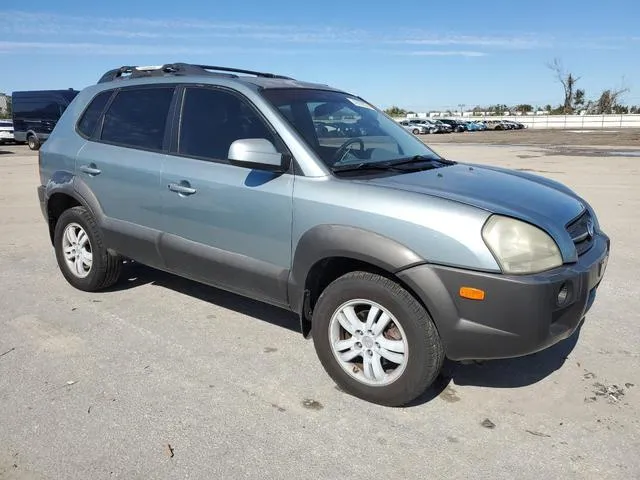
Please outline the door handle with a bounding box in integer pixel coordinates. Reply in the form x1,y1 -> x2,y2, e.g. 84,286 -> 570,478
79,164 -> 101,176
168,182 -> 197,195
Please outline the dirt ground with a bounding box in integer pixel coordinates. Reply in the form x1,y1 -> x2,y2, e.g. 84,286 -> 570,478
422,128 -> 640,147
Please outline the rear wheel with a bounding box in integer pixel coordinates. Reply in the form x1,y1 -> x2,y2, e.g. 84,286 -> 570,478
27,134 -> 40,150
54,206 -> 122,291
412,128 -> 420,135
312,271 -> 444,406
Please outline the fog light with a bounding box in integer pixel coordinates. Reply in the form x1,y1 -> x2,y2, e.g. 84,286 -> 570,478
557,283 -> 570,306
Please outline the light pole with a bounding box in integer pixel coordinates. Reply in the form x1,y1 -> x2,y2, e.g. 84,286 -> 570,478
458,104 -> 466,117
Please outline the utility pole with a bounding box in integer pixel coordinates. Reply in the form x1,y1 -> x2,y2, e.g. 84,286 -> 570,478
458,104 -> 466,117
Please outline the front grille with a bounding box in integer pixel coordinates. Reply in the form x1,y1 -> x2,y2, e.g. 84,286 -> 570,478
566,210 -> 594,256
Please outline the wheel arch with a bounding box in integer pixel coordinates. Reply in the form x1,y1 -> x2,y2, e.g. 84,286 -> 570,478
45,178 -> 105,245
288,225 -> 427,336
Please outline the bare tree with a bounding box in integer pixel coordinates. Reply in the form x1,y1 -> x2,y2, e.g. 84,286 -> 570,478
547,58 -> 580,114
595,86 -> 630,114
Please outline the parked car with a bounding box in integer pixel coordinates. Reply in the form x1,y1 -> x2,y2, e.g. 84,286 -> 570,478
399,120 -> 429,135
503,120 -> 526,129
464,121 -> 485,132
483,120 -> 510,131
11,89 -> 79,150
406,119 -> 438,134
431,119 -> 453,133
439,119 -> 467,133
37,62 -> 610,406
410,119 -> 451,134
0,119 -> 16,145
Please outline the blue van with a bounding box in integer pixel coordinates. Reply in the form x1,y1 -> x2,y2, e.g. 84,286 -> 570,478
12,89 -> 79,150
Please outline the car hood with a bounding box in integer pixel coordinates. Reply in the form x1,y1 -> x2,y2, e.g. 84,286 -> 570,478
353,162 -> 585,252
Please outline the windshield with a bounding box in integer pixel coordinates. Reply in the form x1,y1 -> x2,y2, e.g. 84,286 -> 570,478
261,89 -> 442,170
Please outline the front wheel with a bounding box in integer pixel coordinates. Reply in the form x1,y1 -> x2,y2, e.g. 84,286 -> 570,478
412,128 -> 420,135
312,271 -> 444,406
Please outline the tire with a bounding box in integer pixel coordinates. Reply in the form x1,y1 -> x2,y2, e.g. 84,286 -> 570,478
27,134 -> 40,150
412,128 -> 420,135
312,271 -> 444,406
53,206 -> 122,291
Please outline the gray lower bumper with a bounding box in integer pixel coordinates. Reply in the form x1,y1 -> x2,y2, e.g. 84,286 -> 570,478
398,233 -> 610,361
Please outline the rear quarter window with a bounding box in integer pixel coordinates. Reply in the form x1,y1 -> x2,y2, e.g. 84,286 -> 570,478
77,90 -> 113,138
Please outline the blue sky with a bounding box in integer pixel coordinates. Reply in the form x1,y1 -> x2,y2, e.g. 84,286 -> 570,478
1,1 -> 639,111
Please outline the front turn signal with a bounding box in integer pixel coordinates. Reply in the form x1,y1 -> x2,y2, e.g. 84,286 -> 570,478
459,287 -> 485,301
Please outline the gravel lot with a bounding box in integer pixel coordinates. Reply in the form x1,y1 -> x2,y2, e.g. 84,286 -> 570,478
1,140 -> 639,480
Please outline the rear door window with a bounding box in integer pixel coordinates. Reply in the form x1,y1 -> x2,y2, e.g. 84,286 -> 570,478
100,86 -> 174,151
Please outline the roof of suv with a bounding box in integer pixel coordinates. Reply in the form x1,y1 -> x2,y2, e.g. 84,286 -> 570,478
96,62 -> 340,92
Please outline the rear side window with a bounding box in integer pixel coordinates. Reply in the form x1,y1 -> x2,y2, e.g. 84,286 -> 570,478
100,87 -> 174,151
77,90 -> 112,138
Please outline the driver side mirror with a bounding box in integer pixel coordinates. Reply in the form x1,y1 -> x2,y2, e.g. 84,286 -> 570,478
228,138 -> 289,173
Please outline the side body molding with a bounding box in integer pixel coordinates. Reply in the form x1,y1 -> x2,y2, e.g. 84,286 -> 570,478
288,224 -> 426,315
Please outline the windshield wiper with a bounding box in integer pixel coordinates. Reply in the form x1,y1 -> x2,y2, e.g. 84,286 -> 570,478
330,155 -> 455,174
388,155 -> 456,167
331,162 -> 404,173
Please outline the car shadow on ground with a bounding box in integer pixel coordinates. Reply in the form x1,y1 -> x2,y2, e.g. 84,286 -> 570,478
407,324 -> 582,406
110,261 -> 582,405
108,261 -> 300,333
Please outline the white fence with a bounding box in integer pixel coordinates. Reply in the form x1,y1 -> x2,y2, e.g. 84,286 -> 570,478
462,114 -> 640,129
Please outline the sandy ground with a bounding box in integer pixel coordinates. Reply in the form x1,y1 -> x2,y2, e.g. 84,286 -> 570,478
0,142 -> 638,480
421,127 -> 640,147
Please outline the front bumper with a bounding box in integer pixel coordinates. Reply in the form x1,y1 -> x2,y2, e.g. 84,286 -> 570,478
398,232 -> 610,360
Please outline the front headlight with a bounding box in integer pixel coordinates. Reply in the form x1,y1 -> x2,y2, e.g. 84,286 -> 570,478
482,215 -> 562,274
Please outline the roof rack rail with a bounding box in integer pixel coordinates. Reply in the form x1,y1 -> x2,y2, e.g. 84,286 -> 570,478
97,62 -> 294,84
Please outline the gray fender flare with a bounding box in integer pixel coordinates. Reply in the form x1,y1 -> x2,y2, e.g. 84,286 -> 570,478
44,174 -> 106,242
288,225 -> 426,333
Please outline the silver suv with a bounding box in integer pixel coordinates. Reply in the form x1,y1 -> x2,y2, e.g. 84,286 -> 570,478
37,63 -> 610,406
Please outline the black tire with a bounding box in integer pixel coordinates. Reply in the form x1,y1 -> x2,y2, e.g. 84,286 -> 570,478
412,128 -> 420,135
312,271 -> 444,406
53,206 -> 122,291
27,134 -> 40,150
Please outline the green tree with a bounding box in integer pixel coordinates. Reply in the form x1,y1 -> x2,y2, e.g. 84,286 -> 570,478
384,106 -> 407,117
488,104 -> 508,115
515,104 -> 533,113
